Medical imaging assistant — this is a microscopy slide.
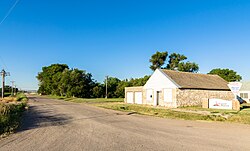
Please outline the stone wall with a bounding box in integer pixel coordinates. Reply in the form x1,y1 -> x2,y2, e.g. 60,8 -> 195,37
176,89 -> 235,107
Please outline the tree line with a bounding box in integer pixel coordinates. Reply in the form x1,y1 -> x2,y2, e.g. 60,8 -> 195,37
37,51 -> 242,98
37,64 -> 149,98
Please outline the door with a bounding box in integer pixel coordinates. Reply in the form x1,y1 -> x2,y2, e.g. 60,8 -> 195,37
156,91 -> 161,106
135,92 -> 143,104
127,92 -> 134,104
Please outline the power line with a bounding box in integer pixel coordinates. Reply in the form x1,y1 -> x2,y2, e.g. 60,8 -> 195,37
0,0 -> 20,26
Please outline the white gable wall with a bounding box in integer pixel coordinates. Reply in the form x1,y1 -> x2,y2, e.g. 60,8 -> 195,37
144,69 -> 179,107
144,69 -> 179,90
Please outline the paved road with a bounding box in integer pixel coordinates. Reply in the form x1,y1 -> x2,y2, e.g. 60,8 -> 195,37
0,96 -> 250,151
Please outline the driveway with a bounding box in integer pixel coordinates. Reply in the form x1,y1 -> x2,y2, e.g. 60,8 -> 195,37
0,96 -> 250,151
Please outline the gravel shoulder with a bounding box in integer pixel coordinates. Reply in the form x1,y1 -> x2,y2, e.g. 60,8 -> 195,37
0,96 -> 250,151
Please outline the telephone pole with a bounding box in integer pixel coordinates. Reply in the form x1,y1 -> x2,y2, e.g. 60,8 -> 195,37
1,69 -> 10,98
105,76 -> 108,99
10,81 -> 15,96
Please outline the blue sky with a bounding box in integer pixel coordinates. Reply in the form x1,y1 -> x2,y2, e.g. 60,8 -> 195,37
0,0 -> 250,90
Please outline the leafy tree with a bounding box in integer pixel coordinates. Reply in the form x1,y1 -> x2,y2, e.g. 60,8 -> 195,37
106,77 -> 121,98
37,64 -> 95,98
208,68 -> 242,82
166,53 -> 187,70
178,62 -> 199,73
92,83 -> 104,98
37,64 -> 69,95
149,51 -> 168,71
149,51 -> 199,73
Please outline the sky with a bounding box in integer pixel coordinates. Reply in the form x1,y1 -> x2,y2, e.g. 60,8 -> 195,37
0,0 -> 250,90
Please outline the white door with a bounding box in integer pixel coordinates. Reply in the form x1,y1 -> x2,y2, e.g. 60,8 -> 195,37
135,92 -> 143,104
127,92 -> 134,104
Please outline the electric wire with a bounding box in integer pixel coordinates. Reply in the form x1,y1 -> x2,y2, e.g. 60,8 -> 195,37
0,0 -> 20,26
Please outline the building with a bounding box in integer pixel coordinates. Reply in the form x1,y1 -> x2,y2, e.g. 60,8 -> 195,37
125,69 -> 235,108
239,82 -> 250,103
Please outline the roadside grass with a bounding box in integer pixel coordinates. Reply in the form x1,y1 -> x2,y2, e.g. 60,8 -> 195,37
95,103 -> 250,124
64,98 -> 124,103
0,93 -> 28,136
44,95 -> 124,103
44,95 -> 250,124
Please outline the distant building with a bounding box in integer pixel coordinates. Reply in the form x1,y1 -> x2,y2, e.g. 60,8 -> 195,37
239,82 -> 250,103
125,69 -> 235,108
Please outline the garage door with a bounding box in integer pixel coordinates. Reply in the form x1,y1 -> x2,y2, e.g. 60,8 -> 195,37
135,92 -> 143,104
127,92 -> 134,104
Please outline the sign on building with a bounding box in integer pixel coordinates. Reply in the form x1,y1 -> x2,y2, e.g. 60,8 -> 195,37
209,99 -> 232,110
228,82 -> 242,96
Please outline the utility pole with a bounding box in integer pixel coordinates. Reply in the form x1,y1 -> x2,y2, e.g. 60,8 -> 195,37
10,81 -> 15,96
1,69 -> 10,98
105,76 -> 108,99
14,85 -> 17,96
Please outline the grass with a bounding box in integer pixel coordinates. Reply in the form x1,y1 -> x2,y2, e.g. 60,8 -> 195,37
0,94 -> 28,136
64,98 -> 124,103
0,93 -> 28,136
44,95 -> 250,125
95,103 -> 250,124
44,95 -> 124,103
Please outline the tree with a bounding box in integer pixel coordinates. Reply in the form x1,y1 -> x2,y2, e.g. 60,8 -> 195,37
92,83 -> 104,98
37,64 -> 95,98
166,53 -> 187,70
208,68 -> 242,82
149,51 -> 199,73
149,51 -> 168,71
177,62 -> 199,73
37,64 -> 69,95
106,77 -> 121,98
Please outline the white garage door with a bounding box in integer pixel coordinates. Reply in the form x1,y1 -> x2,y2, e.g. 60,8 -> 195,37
135,92 -> 143,104
127,92 -> 134,104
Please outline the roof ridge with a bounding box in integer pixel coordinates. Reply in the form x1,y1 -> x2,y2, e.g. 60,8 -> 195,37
161,69 -> 218,77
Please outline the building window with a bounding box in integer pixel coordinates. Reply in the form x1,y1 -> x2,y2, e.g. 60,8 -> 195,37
146,89 -> 153,102
164,89 -> 173,103
240,93 -> 249,99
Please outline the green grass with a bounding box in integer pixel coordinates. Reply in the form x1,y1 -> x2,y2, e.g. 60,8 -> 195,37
64,98 -> 124,103
0,102 -> 27,135
16,93 -> 29,103
45,95 -> 250,124
96,103 -> 250,124
44,95 -> 124,103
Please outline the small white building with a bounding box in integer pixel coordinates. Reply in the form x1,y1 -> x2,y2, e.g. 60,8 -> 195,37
239,82 -> 250,103
125,69 -> 235,108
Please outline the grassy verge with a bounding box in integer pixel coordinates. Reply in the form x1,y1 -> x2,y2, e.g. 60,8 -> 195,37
44,95 -> 124,103
64,98 -> 124,103
44,95 -> 250,124
95,103 -> 250,124
0,93 -> 28,136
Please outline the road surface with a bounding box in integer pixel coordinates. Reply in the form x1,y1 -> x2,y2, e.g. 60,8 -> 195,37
0,96 -> 250,151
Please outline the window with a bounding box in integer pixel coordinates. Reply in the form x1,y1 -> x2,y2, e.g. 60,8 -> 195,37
146,89 -> 153,102
164,89 -> 173,103
240,93 -> 249,99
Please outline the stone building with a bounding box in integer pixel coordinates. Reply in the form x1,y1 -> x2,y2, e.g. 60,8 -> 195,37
125,69 -> 235,108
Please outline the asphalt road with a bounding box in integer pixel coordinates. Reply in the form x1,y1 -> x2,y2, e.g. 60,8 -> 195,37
0,96 -> 250,151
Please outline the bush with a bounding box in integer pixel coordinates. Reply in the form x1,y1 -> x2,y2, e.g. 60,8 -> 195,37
0,102 -> 27,135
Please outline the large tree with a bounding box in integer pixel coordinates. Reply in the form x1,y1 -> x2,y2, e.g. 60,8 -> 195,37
149,51 -> 168,70
149,51 -> 199,72
37,64 -> 69,95
37,64 -> 95,98
208,68 -> 242,82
